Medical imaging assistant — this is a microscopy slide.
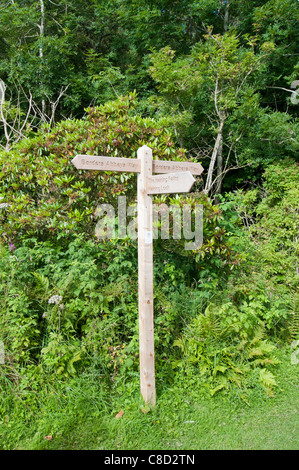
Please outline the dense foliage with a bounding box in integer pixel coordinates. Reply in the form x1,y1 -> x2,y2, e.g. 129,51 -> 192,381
0,0 -> 298,450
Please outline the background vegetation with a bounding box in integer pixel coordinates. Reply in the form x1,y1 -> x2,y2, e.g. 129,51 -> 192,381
0,0 -> 298,450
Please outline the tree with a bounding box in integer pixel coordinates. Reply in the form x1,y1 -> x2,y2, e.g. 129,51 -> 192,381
0,0 -> 93,118
0,77 -> 69,150
149,31 -> 275,195
0,0 -> 297,171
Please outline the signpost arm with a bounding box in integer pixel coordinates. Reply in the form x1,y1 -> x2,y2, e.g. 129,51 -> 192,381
137,145 -> 156,406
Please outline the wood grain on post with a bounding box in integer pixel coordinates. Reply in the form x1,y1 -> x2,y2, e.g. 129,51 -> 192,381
137,145 -> 156,406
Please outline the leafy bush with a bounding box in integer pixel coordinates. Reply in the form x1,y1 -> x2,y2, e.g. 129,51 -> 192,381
0,237 -> 138,374
173,303 -> 279,400
0,93 -> 192,243
224,161 -> 298,288
218,161 -> 299,338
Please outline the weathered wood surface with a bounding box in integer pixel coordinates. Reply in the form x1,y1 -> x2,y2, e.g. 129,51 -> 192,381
147,171 -> 195,194
72,154 -> 203,176
137,145 -> 156,405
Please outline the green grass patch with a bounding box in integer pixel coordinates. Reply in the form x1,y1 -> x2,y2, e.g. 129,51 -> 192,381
0,347 -> 298,450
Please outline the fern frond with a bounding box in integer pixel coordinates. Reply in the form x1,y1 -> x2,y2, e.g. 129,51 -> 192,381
209,383 -> 226,396
31,271 -> 49,295
250,326 -> 266,345
289,293 -> 299,341
249,341 -> 275,358
259,368 -> 277,397
202,304 -> 232,342
253,357 -> 278,366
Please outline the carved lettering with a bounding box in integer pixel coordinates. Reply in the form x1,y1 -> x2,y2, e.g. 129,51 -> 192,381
72,155 -> 204,176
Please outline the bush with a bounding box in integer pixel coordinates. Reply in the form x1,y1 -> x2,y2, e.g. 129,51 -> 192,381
172,303 -> 279,400
0,93 -> 191,243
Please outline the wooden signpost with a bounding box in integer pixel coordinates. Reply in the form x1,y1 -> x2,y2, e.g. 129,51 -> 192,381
72,145 -> 204,405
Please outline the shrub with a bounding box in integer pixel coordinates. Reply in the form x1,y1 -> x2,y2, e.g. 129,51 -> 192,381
0,93 -> 191,243
172,303 -> 279,400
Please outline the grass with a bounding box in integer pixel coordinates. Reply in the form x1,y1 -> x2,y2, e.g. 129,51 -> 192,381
0,346 -> 298,450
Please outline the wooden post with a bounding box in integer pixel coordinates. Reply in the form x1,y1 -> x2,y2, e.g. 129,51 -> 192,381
137,145 -> 156,406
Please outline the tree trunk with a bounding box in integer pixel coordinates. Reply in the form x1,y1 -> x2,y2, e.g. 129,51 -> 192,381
215,133 -> 223,194
224,0 -> 230,32
204,117 -> 225,194
0,80 -> 10,150
39,0 -> 46,119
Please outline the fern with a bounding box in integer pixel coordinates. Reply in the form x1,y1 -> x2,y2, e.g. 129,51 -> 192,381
249,327 -> 265,346
288,293 -> 299,342
237,326 -> 278,364
174,307 -> 279,400
192,304 -> 233,345
259,368 -> 277,397
31,271 -> 50,303
32,271 -> 50,293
